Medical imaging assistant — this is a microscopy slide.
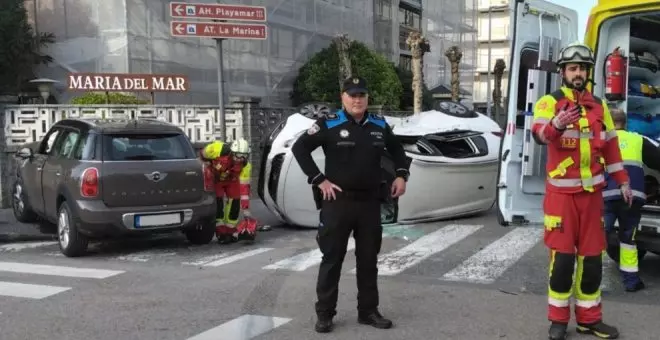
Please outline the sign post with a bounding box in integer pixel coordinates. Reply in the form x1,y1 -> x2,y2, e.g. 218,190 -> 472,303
169,2 -> 268,141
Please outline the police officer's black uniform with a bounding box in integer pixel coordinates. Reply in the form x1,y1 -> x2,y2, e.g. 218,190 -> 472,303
291,77 -> 410,333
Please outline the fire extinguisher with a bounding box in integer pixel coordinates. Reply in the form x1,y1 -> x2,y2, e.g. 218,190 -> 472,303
605,47 -> 627,102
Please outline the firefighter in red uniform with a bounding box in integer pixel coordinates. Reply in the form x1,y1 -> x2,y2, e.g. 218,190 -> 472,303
201,138 -> 255,244
532,42 -> 633,340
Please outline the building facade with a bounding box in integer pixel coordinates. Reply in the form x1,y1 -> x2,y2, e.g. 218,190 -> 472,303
472,0 -> 510,113
25,0 -> 477,108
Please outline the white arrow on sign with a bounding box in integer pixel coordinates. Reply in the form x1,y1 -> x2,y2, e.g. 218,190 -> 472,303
175,24 -> 184,34
174,4 -> 183,15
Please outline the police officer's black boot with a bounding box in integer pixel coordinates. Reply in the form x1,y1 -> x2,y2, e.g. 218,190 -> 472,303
625,280 -> 645,292
357,310 -> 393,329
315,312 -> 335,333
576,321 -> 619,339
548,322 -> 568,340
622,271 -> 645,292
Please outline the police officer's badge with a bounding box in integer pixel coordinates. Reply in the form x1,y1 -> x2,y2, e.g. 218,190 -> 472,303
339,129 -> 349,138
352,78 -> 359,84
308,123 -> 320,135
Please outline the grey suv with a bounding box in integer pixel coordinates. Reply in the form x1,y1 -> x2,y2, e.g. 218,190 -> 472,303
11,118 -> 217,257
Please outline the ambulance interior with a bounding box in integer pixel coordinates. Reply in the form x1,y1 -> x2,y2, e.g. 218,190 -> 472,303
592,14 -> 660,208
499,8 -> 660,228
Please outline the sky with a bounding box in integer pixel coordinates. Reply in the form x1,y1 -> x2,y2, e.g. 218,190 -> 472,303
549,0 -> 598,39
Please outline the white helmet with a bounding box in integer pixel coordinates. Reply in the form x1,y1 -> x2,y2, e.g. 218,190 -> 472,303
557,42 -> 595,66
230,138 -> 250,155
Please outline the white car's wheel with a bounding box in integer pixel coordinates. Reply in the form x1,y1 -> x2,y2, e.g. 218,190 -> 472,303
298,103 -> 333,119
57,202 -> 89,257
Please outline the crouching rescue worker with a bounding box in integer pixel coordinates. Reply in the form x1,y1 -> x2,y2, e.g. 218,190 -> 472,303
532,42 -> 632,340
201,138 -> 255,244
603,109 -> 660,292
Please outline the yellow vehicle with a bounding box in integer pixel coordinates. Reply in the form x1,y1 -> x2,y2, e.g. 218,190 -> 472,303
497,0 -> 660,257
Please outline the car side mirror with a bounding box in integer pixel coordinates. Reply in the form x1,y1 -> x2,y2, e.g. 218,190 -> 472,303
16,147 -> 33,159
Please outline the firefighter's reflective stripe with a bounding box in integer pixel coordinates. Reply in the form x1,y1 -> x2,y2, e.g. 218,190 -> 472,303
605,162 -> 624,173
574,255 -> 601,308
577,115 -> 595,192
534,117 -> 551,125
561,130 -> 606,139
548,250 -> 571,307
544,215 -> 562,231
548,174 -> 605,188
619,242 -> 639,273
548,157 -> 575,178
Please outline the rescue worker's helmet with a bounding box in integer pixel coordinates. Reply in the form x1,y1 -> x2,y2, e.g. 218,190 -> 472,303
556,42 -> 595,67
230,138 -> 250,161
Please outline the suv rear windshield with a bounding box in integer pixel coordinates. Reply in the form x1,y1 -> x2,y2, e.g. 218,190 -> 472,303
102,133 -> 196,161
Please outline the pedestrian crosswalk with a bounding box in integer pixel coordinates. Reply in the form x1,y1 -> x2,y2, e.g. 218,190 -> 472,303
0,261 -> 124,300
185,314 -> 292,340
0,224 -> 633,291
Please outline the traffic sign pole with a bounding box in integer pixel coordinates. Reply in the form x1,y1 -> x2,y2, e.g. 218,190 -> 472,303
168,2 -> 268,142
215,21 -> 226,141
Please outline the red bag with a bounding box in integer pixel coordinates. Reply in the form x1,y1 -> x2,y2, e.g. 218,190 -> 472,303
237,217 -> 258,235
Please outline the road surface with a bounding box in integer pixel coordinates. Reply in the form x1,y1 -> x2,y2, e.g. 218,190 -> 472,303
1,208 -> 660,339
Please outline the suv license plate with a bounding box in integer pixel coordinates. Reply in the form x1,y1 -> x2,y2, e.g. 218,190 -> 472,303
136,213 -> 181,227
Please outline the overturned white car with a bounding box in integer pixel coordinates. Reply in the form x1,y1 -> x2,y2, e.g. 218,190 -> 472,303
257,102 -> 503,228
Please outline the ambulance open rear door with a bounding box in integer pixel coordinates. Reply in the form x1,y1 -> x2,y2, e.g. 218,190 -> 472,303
496,0 -> 578,226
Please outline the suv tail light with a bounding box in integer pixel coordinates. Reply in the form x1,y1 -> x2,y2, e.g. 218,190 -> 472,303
81,167 -> 99,197
202,163 -> 214,192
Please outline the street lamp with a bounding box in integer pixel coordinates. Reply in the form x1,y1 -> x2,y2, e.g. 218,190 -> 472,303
29,78 -> 59,104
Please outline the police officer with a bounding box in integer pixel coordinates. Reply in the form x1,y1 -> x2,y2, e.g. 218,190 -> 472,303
603,108 -> 660,292
292,77 -> 410,333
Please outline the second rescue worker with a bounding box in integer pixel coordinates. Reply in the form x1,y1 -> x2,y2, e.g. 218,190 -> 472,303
292,77 -> 410,333
531,42 -> 632,340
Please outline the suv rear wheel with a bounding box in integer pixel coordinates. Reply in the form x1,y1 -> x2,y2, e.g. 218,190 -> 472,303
185,218 -> 215,245
58,201 -> 89,257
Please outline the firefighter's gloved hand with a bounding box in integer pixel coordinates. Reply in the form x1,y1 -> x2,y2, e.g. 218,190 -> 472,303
552,104 -> 581,130
621,183 -> 633,206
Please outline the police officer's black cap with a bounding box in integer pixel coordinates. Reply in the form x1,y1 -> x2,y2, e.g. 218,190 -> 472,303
342,77 -> 368,95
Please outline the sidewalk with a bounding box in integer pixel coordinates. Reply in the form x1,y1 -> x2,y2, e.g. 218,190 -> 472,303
0,199 -> 284,243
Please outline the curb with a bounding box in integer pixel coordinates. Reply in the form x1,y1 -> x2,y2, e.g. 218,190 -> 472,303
0,233 -> 57,243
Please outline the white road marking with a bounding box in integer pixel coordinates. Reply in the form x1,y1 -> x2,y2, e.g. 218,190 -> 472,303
186,314 -> 292,340
263,238 -> 356,271
0,261 -> 124,279
115,249 -> 178,262
0,281 -> 71,299
442,227 -> 543,284
200,248 -> 273,267
0,241 -> 56,252
349,224 -> 483,276
183,253 -> 234,266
